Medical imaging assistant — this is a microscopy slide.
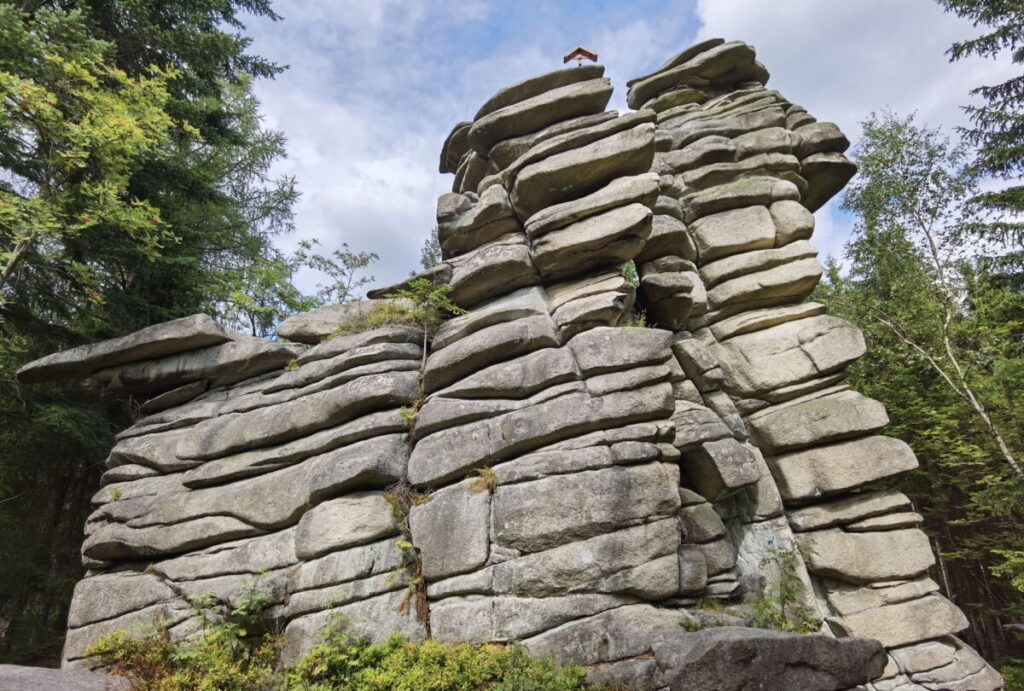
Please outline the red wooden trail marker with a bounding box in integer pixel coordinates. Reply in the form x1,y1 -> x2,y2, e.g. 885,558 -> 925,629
563,46 -> 598,66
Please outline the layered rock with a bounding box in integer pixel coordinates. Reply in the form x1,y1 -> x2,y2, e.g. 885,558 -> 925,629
18,38 -> 1000,691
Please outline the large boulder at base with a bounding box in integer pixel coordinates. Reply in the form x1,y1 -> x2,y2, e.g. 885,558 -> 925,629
652,627 -> 887,691
0,665 -> 131,690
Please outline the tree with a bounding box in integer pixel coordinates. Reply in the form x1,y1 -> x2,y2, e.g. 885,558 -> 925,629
816,110 -> 1024,660
0,5 -> 177,301
294,240 -> 378,305
0,0 -> 303,664
937,0 -> 1024,252
420,226 -> 441,271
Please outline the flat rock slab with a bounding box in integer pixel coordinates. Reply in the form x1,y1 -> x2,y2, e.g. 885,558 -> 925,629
17,314 -> 230,384
276,299 -> 410,344
0,665 -> 132,690
653,627 -> 886,691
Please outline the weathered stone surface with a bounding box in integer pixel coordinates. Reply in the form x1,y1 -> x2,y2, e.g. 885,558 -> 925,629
178,371 -> 418,459
767,435 -> 918,501
279,590 -> 427,666
437,184 -> 521,257
525,173 -> 659,240
67,573 -> 177,628
846,511 -> 923,532
830,594 -> 969,648
512,124 -> 655,218
747,390 -> 890,453
683,438 -> 759,501
627,40 -> 759,108
679,500 -> 727,543
635,213 -> 694,263
290,538 -> 404,592
826,577 -> 940,617
0,665 -> 133,690
428,519 -> 679,599
182,410 -> 407,488
433,346 -> 577,401
409,384 -> 674,487
64,601 -> 192,661
82,515 -> 262,561
532,203 -> 652,280
155,529 -> 297,581
802,151 -> 858,211
714,314 -> 865,398
700,239 -> 817,290
708,302 -> 826,342
295,492 -> 398,560
277,299 -> 411,345
93,338 -> 303,393
474,64 -> 605,120
433,286 -> 548,351
653,627 -> 886,691
448,237 -> 540,307
423,314 -> 557,393
796,528 -> 934,584
469,78 -> 613,155
18,314 -> 231,384
492,463 -> 681,552
439,121 -> 470,174
431,594 -> 630,643
410,480 -> 489,580
706,256 -> 823,311
672,400 -> 733,451
787,489 -> 912,532
770,199 -> 815,245
296,325 -> 422,365
689,205 -> 775,262
139,380 -> 208,414
683,176 -> 800,223
568,326 -> 673,375
523,605 -> 694,666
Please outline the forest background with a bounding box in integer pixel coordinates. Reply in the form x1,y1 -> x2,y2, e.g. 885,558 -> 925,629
0,0 -> 1021,678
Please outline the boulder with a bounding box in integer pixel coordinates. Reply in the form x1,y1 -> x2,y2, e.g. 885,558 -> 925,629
437,184 -> 521,257
829,594 -> 969,648
713,314 -> 865,398
512,124 -> 655,218
795,528 -> 935,584
801,152 -> 857,211
532,203 -> 652,280
525,173 -> 659,240
468,78 -> 613,155
92,338 -> 303,393
0,666 -> 131,690
690,205 -> 775,262
492,462 -> 681,552
294,492 -> 399,560
627,41 -> 759,108
787,489 -> 912,532
474,64 -> 605,120
706,256 -> 822,311
409,480 -> 490,580
652,627 -> 886,691
277,299 -> 411,345
766,435 -> 918,501
746,390 -> 889,453
683,438 -> 760,501
17,314 -> 230,384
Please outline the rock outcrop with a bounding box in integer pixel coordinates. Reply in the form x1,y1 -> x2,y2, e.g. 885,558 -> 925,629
20,39 -> 1002,691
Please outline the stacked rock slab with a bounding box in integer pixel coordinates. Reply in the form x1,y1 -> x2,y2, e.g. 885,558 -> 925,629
627,38 -> 1002,691
20,38 -> 1000,691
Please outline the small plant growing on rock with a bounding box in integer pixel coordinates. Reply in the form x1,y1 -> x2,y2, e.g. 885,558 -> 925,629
385,277 -> 466,370
469,467 -> 498,493
749,545 -> 819,634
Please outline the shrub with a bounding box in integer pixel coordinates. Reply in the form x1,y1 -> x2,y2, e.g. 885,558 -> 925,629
285,615 -> 591,691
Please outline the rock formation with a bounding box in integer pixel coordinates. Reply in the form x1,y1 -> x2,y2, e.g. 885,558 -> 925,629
19,39 -> 1003,691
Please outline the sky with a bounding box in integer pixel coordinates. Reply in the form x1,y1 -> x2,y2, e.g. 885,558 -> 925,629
243,0 -> 1016,296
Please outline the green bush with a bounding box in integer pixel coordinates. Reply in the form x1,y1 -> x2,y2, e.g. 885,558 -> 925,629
87,607 -> 597,690
286,615 -> 590,690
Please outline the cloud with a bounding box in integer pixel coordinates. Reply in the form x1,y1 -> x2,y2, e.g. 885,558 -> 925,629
243,0 -> 1015,294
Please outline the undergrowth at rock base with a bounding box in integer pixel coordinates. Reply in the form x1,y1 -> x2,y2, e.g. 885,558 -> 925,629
749,545 -> 819,634
87,610 -> 597,690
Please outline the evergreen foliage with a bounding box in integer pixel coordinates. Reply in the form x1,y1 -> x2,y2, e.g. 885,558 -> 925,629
816,109 -> 1024,661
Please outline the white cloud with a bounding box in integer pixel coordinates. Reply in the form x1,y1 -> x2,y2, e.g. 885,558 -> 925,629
243,0 -> 1016,294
